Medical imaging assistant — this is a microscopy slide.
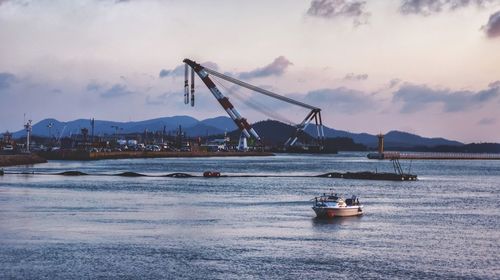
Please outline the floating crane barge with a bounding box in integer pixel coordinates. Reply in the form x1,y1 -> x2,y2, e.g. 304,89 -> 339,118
182,58 -> 326,151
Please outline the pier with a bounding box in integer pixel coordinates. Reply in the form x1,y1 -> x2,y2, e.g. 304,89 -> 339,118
368,151 -> 500,160
367,133 -> 500,160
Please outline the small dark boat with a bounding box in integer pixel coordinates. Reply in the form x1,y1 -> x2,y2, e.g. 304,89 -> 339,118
203,171 -> 221,177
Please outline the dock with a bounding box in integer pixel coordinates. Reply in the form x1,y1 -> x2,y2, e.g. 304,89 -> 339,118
367,133 -> 500,160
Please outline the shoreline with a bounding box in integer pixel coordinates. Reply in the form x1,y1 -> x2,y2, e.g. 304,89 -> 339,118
36,150 -> 274,161
0,154 -> 48,167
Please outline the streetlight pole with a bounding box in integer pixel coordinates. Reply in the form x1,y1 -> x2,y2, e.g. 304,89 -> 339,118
111,125 -> 121,145
90,118 -> 95,144
47,122 -> 53,145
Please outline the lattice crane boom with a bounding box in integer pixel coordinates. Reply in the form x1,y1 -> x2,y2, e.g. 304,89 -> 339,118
183,59 -> 260,141
182,58 -> 325,147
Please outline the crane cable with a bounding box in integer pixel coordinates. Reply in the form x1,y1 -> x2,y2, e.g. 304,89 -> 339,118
211,75 -> 295,125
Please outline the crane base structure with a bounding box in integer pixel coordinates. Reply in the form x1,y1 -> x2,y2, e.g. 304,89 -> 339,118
182,58 -> 325,151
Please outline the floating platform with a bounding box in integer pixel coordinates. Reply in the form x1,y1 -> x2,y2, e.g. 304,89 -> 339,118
318,171 -> 417,181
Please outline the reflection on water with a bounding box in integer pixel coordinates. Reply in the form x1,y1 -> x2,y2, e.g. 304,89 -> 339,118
0,153 -> 499,279
312,215 -> 364,226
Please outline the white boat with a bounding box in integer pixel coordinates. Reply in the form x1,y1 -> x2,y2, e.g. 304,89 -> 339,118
312,192 -> 363,218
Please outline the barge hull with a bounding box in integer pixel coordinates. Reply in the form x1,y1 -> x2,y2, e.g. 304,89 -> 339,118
318,171 -> 417,181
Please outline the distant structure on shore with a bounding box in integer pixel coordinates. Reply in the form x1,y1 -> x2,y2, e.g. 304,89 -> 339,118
377,133 -> 384,154
368,133 -> 500,160
367,134 -> 385,159
182,58 -> 327,153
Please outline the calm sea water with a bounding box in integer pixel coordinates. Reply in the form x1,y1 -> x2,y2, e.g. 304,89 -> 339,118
0,153 -> 499,279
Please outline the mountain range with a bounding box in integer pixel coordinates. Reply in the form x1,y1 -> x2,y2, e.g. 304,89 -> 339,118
7,115 -> 466,148
305,126 -> 463,148
10,116 -> 235,140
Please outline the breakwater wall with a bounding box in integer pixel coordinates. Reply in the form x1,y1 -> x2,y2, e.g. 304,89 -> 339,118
37,150 -> 274,160
0,154 -> 47,167
369,152 -> 500,160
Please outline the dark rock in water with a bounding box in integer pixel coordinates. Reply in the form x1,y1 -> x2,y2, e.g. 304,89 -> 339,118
164,173 -> 193,178
0,169 -> 4,176
116,172 -> 147,177
58,171 -> 88,176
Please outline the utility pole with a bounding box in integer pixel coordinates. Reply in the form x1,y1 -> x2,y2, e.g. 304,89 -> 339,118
81,128 -> 89,150
162,125 -> 166,144
111,125 -> 120,143
90,118 -> 95,144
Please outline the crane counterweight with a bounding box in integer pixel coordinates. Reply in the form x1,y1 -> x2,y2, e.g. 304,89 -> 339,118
184,64 -> 189,104
190,67 -> 195,106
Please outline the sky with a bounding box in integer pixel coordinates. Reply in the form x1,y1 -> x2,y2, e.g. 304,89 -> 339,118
0,0 -> 499,143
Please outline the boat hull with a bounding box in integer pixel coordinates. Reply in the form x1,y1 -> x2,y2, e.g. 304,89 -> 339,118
313,206 -> 363,218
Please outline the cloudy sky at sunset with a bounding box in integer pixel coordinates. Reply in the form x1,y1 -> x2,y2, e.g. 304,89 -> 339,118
1,0 -> 499,142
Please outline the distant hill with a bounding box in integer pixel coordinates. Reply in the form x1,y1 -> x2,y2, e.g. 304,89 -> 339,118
226,120 -> 310,146
199,116 -> 237,132
224,120 -> 366,151
382,131 -> 463,149
407,143 -> 500,153
7,115 -> 468,149
305,126 -> 374,146
184,123 -> 226,137
306,126 -> 463,148
11,116 -> 221,138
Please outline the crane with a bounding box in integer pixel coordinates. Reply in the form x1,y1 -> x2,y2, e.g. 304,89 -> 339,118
182,58 -> 325,149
